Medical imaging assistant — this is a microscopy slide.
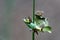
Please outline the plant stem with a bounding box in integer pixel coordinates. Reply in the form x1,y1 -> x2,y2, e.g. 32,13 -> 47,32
32,31 -> 35,40
33,0 -> 35,23
32,0 -> 35,40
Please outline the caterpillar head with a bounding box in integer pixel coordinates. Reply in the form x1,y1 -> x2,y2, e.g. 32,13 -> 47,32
35,11 -> 44,16
23,17 -> 32,24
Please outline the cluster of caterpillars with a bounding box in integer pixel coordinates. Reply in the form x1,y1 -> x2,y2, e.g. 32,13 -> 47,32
23,11 -> 52,35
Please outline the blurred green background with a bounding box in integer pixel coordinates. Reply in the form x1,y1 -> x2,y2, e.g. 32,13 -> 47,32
0,0 -> 60,40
